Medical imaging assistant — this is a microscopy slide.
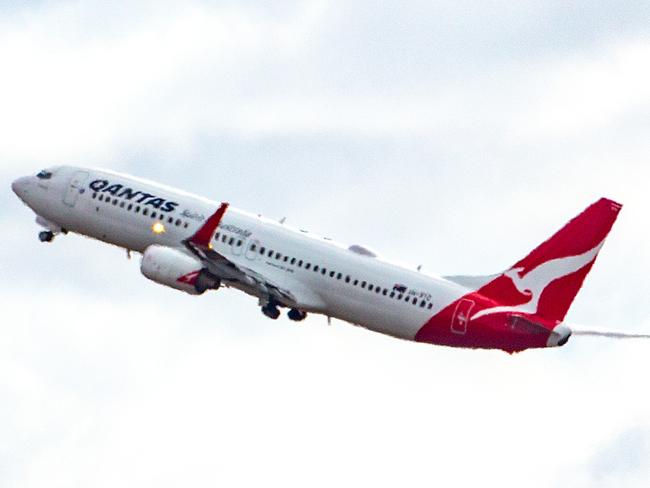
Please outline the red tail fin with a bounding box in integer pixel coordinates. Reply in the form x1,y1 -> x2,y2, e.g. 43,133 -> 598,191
477,198 -> 622,322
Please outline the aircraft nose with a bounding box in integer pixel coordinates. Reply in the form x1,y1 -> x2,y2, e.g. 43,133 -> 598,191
12,176 -> 30,198
547,323 -> 572,347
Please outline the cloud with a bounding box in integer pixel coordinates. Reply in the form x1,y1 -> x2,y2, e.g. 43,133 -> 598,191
587,427 -> 650,487
3,288 -> 650,488
1,0 -> 649,172
3,2 -> 650,488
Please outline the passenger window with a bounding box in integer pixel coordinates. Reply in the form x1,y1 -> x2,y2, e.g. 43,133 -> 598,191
420,300 -> 426,308
268,249 -> 273,257
337,273 -> 342,280
128,204 -> 133,211
251,244 -> 257,252
283,256 -> 288,262
345,276 -> 350,283
427,303 -> 433,310
112,199 -> 118,205
215,232 -> 220,239
361,281 -> 367,288
260,247 -> 266,254
329,271 -> 335,278
291,258 -> 296,265
98,194 -> 104,201
304,262 -> 309,269
313,265 -> 319,272
92,193 -> 97,199
229,237 -> 235,245
120,202 -> 125,208
184,222 -> 188,228
143,209 -> 149,216
321,268 -> 327,275
135,206 -> 140,213
390,292 -> 395,298
398,294 -> 403,300
176,219 -> 181,226
376,287 -> 381,294
412,297 -> 418,305
382,289 -> 387,296
222,235 -> 227,243
368,284 -> 374,291
168,217 -> 173,224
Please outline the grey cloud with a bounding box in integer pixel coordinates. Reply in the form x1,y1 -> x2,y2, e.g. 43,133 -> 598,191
589,427 -> 650,486
3,2 -> 650,487
301,1 -> 650,95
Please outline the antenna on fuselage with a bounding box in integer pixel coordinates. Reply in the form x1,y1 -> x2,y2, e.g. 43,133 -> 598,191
279,217 -> 287,224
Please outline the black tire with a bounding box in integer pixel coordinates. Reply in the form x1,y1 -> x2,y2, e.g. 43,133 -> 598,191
39,231 -> 54,243
288,309 -> 306,322
262,306 -> 281,320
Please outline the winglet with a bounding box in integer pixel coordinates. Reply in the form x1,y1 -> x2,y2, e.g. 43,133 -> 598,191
188,202 -> 229,248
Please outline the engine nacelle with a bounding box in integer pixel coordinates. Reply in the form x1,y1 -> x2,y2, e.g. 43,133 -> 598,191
141,245 -> 208,295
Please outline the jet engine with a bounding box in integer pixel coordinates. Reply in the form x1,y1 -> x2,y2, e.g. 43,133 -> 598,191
141,245 -> 219,295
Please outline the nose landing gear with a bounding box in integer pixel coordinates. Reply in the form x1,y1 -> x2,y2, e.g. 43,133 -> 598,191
36,216 -> 66,243
39,231 -> 55,243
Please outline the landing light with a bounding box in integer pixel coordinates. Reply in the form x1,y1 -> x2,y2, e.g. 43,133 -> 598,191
152,222 -> 166,234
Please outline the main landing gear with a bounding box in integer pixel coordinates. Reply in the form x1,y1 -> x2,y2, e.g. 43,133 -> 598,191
288,309 -> 307,322
262,303 -> 281,320
260,300 -> 307,322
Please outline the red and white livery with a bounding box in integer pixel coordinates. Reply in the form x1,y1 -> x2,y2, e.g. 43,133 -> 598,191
12,166 -> 623,353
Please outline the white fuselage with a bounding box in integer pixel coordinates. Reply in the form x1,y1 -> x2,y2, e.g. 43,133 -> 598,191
13,165 -> 470,341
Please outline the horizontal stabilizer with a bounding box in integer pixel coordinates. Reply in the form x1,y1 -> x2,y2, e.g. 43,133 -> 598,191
443,274 -> 500,290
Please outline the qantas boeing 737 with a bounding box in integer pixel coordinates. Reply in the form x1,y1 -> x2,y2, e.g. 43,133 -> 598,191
12,166 -> 627,353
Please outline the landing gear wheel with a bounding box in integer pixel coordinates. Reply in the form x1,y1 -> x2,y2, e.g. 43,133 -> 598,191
262,305 -> 281,320
288,309 -> 307,322
39,231 -> 54,243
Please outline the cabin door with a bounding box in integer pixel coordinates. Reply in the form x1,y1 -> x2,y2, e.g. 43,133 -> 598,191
63,171 -> 89,207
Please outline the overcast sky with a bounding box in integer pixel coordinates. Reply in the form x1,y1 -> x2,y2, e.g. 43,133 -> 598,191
2,1 -> 650,487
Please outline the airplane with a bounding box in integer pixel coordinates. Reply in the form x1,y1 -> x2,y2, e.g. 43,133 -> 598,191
12,165 -> 623,353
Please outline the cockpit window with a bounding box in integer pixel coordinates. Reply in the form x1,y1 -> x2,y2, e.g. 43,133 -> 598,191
36,170 -> 53,180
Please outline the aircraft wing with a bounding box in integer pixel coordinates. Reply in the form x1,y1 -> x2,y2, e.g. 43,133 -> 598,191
182,202 -> 306,307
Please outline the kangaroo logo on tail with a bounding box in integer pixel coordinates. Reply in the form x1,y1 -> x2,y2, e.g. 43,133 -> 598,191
472,240 -> 605,320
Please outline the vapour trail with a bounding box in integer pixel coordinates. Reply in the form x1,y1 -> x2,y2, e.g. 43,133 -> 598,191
569,324 -> 650,340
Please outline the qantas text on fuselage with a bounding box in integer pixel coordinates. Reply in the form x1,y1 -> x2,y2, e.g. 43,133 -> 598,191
12,166 -> 623,353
